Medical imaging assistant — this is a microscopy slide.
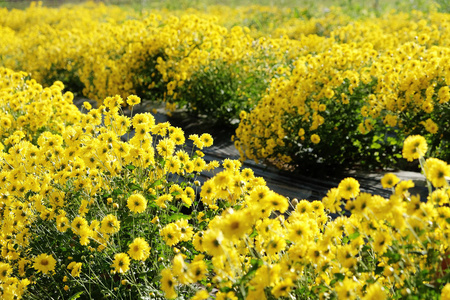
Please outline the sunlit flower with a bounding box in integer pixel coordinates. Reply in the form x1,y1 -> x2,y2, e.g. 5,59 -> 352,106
402,135 -> 427,162
33,253 -> 56,275
100,214 -> 120,234
128,237 -> 151,261
127,194 -> 147,213
338,177 -> 360,200
112,253 -> 130,274
160,268 -> 177,299
380,173 -> 400,189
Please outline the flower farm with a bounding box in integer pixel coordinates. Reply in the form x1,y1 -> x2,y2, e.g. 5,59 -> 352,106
1,1 -> 450,299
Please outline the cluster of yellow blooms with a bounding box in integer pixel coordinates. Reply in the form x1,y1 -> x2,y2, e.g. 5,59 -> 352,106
2,0 -> 450,298
0,67 -> 222,298
0,2 -> 298,108
3,2 -> 450,168
235,9 -> 450,167
160,134 -> 450,300
1,66 -> 450,298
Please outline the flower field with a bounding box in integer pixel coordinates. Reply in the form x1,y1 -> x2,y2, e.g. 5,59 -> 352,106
1,1 -> 450,299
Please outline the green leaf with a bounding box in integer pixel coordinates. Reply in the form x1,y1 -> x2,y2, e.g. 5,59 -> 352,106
371,143 -> 381,149
112,188 -> 123,196
330,272 -> 345,285
69,292 -> 84,300
348,232 -> 360,240
248,229 -> 258,238
238,259 -> 263,284
129,183 -> 143,192
168,213 -> 191,222
150,179 -> 162,188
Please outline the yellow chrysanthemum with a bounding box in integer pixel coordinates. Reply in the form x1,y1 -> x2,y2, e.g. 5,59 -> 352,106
0,262 -> 12,281
160,268 -> 177,299
380,173 -> 400,189
338,177 -> 360,200
442,283 -> 450,300
271,278 -> 294,298
112,253 -> 130,274
402,135 -> 427,162
425,158 -> 450,188
310,134 -> 320,144
67,262 -> 82,277
100,214 -> 120,234
127,194 -> 147,214
33,253 -> 56,275
128,237 -> 151,261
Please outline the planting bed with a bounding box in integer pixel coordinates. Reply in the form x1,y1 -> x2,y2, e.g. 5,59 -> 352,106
0,1 -> 449,299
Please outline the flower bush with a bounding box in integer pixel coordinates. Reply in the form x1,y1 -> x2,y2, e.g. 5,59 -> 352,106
3,2 -> 450,170
1,67 -> 449,299
0,67 -> 223,298
236,11 -> 450,170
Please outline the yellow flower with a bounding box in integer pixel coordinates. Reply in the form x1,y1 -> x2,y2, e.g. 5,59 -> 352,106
287,220 -> 311,244
395,180 -> 414,196
337,244 -> 357,269
100,214 -> 120,234
112,253 -> 130,274
127,194 -> 147,214
156,138 -> 175,157
425,158 -> 450,188
322,187 -> 342,213
335,277 -> 358,300
213,170 -> 231,189
191,290 -> 209,300
170,127 -> 185,145
160,268 -> 177,299
421,118 -> 439,134
271,278 -> 294,298
67,262 -> 82,277
187,259 -> 208,282
265,192 -> 289,213
71,216 -> 89,235
372,230 -> 391,255
200,133 -> 213,147
160,223 -> 181,246
216,291 -> 238,300
338,177 -> 360,200
442,283 -> 450,300
128,237 -> 151,261
155,194 -> 173,209
362,283 -> 387,300
189,134 -> 204,149
126,95 -> 141,106
380,173 -> 400,189
56,215 -> 70,233
175,219 -> 194,242
202,229 -> 225,257
402,135 -> 427,162
0,262 -> 12,281
310,134 -> 320,144
33,253 -> 56,275
0,117 -> 11,129
220,210 -> 251,240
83,101 -> 92,110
